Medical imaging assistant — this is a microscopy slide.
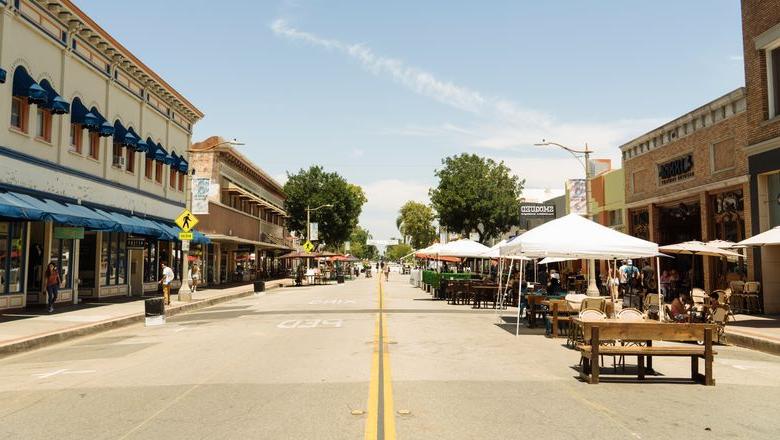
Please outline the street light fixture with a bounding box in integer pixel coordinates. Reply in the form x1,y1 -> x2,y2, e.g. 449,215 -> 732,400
178,138 -> 244,302
305,203 -> 333,270
535,140 -> 600,296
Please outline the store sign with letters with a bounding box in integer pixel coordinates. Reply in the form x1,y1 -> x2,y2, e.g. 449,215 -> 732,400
126,238 -> 146,249
520,203 -> 556,219
658,154 -> 694,185
54,227 -> 84,240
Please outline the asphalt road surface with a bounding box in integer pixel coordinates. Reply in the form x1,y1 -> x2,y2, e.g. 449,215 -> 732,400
0,275 -> 779,439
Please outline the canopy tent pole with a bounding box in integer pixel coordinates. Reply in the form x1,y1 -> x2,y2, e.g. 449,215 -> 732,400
503,260 -> 514,311
515,259 -> 525,336
656,256 -> 663,321
496,257 -> 504,307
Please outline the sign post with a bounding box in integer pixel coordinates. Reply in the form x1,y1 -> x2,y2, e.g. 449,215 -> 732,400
175,208 -> 199,302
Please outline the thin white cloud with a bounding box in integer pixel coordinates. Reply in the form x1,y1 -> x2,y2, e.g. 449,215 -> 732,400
729,55 -> 744,61
359,179 -> 431,239
271,19 -> 664,160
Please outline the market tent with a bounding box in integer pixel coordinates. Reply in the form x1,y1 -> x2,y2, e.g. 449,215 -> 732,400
500,214 -> 660,259
659,241 -> 743,258
538,257 -> 574,265
499,214 -> 663,333
279,251 -> 318,259
737,226 -> 780,247
414,243 -> 444,257
706,239 -> 739,249
436,239 -> 491,258
480,239 -> 530,260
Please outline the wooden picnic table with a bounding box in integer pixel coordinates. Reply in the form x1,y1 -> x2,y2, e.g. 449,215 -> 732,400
471,283 -> 499,309
572,318 -> 717,385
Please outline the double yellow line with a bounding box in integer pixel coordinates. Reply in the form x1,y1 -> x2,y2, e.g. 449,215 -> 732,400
365,276 -> 396,440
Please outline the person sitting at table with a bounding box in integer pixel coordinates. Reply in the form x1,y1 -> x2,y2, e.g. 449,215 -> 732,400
548,270 -> 561,294
670,292 -> 691,323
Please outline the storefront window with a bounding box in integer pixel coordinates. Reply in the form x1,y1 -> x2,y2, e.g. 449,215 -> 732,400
50,239 -> 74,289
144,240 -> 158,283
0,222 -> 26,295
711,190 -> 745,242
100,232 -> 128,286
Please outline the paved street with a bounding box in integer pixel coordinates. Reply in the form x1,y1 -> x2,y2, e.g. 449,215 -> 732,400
0,275 -> 779,440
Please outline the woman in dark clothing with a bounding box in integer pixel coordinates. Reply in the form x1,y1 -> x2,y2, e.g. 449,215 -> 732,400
45,262 -> 61,313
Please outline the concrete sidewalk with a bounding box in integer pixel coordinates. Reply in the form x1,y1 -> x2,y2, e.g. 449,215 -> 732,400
0,278 -> 294,358
724,314 -> 780,356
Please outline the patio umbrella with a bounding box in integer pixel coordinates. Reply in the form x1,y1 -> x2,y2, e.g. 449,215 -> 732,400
658,241 -> 743,292
737,226 -> 780,247
706,239 -> 738,249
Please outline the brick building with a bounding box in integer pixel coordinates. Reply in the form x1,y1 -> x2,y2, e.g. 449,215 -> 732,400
620,88 -> 752,294
741,0 -> 780,312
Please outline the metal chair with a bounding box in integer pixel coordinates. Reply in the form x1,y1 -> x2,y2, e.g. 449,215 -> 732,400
617,308 -> 644,320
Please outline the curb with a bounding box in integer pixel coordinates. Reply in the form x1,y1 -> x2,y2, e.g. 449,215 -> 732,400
724,331 -> 780,357
0,281 -> 291,359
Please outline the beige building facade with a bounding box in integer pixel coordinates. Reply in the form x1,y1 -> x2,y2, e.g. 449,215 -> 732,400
0,0 -> 202,309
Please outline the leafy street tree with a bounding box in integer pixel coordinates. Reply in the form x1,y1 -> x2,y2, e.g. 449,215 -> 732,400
347,226 -> 378,260
385,243 -> 413,262
429,153 -> 524,244
396,201 -> 437,249
284,166 -> 367,246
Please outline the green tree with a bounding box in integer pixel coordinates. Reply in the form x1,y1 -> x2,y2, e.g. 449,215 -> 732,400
396,201 -> 437,249
385,243 -> 413,262
429,153 -> 524,244
347,226 -> 378,260
284,166 -> 367,246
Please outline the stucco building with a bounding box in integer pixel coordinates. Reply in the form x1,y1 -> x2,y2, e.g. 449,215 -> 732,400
188,136 -> 292,285
0,0 -> 202,310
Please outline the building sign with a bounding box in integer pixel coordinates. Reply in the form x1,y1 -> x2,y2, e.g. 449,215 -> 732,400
566,179 -> 587,215
309,222 -> 319,241
191,177 -> 211,215
520,203 -> 556,219
658,154 -> 694,185
126,238 -> 146,249
54,226 -> 84,240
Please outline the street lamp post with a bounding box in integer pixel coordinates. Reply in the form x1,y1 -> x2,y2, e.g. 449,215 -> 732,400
535,140 -> 600,296
305,203 -> 332,270
178,139 -> 244,302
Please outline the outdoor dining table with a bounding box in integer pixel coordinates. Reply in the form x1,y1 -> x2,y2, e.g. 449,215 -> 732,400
470,283 -> 499,309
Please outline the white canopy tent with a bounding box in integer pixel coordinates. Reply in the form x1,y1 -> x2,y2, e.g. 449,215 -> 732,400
436,239 -> 491,258
737,226 -> 780,247
498,214 -> 663,334
538,257 -> 575,265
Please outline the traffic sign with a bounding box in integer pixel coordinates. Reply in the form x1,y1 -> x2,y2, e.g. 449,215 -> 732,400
178,232 -> 194,241
303,240 -> 315,253
175,209 -> 199,232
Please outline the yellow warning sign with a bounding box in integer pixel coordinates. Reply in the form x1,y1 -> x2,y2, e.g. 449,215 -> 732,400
175,209 -> 199,232
303,240 -> 315,253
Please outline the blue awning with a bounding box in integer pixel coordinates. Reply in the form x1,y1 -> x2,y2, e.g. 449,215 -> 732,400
0,68 -> 6,84
0,191 -> 116,230
135,135 -> 148,153
93,209 -> 163,237
71,98 -> 100,130
154,143 -> 167,163
39,80 -> 70,114
11,66 -> 47,104
113,120 -> 138,148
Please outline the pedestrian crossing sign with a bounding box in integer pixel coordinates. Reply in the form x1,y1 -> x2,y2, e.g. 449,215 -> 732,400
175,209 -> 199,232
303,240 -> 315,253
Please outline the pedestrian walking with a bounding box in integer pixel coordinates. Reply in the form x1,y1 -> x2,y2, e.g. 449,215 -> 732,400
45,262 -> 60,313
189,262 -> 201,293
383,264 -> 390,281
158,262 -> 175,305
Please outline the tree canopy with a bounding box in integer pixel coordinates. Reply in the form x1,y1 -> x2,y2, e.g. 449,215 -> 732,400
385,243 -> 413,262
347,226 -> 378,260
284,166 -> 367,246
429,153 -> 524,244
396,201 -> 437,249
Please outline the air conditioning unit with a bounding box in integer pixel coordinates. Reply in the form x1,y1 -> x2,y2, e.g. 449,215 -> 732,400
114,156 -> 126,168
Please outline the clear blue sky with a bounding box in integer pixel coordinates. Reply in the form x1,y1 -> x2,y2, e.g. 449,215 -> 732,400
76,0 -> 745,240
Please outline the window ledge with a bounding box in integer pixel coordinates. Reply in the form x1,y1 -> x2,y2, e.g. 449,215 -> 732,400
34,137 -> 53,146
86,156 -> 101,164
761,114 -> 780,127
9,126 -> 29,136
67,149 -> 83,157
125,170 -> 136,176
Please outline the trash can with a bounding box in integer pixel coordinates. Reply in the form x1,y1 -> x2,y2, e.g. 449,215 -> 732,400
254,281 -> 265,293
144,298 -> 165,326
337,275 -> 345,284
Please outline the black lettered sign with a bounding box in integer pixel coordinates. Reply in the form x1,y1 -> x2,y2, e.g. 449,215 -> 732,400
658,154 -> 694,185
127,238 -> 146,249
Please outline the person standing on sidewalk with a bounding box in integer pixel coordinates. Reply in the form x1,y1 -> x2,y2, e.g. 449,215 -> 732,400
189,263 -> 201,293
158,263 -> 174,305
45,262 -> 60,313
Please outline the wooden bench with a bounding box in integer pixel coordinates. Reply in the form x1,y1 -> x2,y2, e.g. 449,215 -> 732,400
575,320 -> 717,386
548,300 -> 575,338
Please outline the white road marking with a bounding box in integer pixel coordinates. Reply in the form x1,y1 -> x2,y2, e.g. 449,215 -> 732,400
276,319 -> 344,329
33,369 -> 96,379
308,299 -> 356,305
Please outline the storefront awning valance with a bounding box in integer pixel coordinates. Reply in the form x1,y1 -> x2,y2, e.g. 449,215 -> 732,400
0,190 -> 116,230
150,142 -> 167,163
113,121 -> 139,148
71,98 -> 101,130
39,80 -> 70,114
11,66 -> 47,105
178,156 -> 189,173
133,133 -> 148,153
154,221 -> 210,244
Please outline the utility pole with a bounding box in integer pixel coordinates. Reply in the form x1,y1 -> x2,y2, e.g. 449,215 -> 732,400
305,203 -> 332,270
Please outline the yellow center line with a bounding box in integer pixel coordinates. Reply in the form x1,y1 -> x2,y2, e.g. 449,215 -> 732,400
365,274 -> 396,440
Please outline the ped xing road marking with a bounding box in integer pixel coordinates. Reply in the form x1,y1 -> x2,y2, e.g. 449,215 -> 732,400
276,319 -> 344,329
308,299 -> 357,305
365,276 -> 396,440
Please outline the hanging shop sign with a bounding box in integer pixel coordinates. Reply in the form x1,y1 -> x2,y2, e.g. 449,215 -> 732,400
309,222 -> 319,241
191,177 -> 211,215
126,238 -> 146,249
519,203 -> 557,219
566,179 -> 587,215
54,226 -> 84,240
658,154 -> 694,185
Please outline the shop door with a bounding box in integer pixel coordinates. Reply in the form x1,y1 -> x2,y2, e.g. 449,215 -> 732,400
78,233 -> 97,294
26,222 -> 45,304
129,249 -> 144,296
